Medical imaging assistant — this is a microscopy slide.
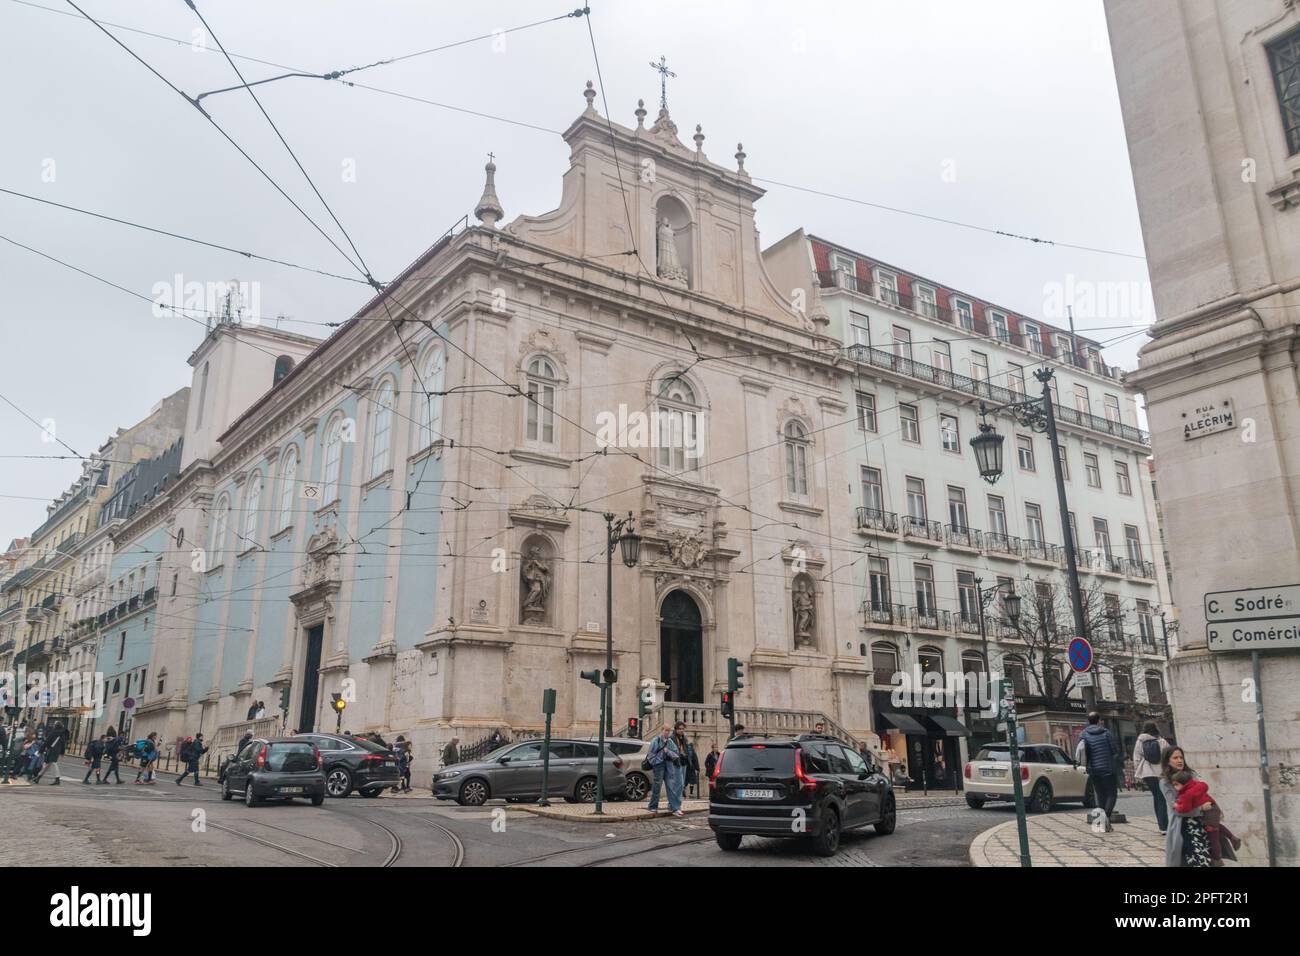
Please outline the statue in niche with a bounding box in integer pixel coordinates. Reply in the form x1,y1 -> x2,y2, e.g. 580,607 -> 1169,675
520,545 -> 551,624
656,217 -> 688,283
793,577 -> 816,647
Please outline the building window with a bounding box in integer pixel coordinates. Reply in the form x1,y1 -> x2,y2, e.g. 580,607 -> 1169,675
1115,460 -> 1132,495
931,340 -> 951,372
905,476 -> 927,523
1103,394 -> 1121,425
874,269 -> 899,305
656,375 -> 701,471
1057,443 -> 1070,480
277,446 -> 297,531
1267,26 -> 1300,154
1024,503 -> 1045,546
1145,670 -> 1167,705
416,347 -> 446,450
989,310 -> 1010,343
1114,669 -> 1134,702
1137,600 -> 1155,648
856,391 -> 877,432
1084,452 -> 1101,489
1008,363 -> 1026,398
1124,524 -> 1142,563
987,495 -> 1008,537
957,570 -> 979,624
209,493 -> 230,565
526,357 -> 559,447
1074,384 -> 1090,414
914,566 -> 937,615
242,472 -> 262,546
861,466 -> 884,514
1017,435 -> 1035,471
900,404 -> 920,444
170,573 -> 177,597
947,485 -> 968,531
892,325 -> 913,361
369,381 -> 394,478
940,414 -> 960,452
914,284 -> 937,318
322,417 -> 343,505
118,632 -> 126,662
917,644 -> 943,677
1105,592 -> 1123,641
870,641 -> 898,685
868,558 -> 891,612
850,318 -> 871,347
1021,322 -> 1042,354
1003,655 -> 1029,696
831,253 -> 856,288
1093,517 -> 1112,557
970,351 -> 990,389
952,298 -> 975,331
783,421 -> 810,497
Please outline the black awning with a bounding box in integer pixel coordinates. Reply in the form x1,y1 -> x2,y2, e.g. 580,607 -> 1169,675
928,715 -> 971,736
879,711 -> 928,735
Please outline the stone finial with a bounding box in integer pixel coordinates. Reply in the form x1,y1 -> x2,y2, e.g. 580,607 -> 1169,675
735,143 -> 747,172
474,155 -> 504,229
583,80 -> 597,113
635,98 -> 647,128
693,124 -> 705,152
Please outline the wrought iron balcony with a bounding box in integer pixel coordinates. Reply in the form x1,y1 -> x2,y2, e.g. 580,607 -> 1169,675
956,609 -> 983,635
41,593 -> 61,610
984,532 -> 1020,556
55,532 -> 82,554
1021,540 -> 1060,564
945,524 -> 982,550
0,638 -> 13,655
1124,558 -> 1156,580
127,595 -> 140,612
911,606 -> 950,631
143,586 -> 156,605
901,515 -> 944,542
856,507 -> 899,534
861,600 -> 907,628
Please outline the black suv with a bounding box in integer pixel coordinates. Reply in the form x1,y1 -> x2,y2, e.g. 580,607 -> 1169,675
295,733 -> 400,798
708,734 -> 896,856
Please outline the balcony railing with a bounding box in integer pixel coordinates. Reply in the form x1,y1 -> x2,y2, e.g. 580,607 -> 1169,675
55,532 -> 82,555
856,507 -> 899,534
956,609 -> 983,635
861,600 -> 908,628
1021,540 -> 1059,563
1124,558 -> 1156,580
945,524 -> 982,550
41,593 -> 61,610
901,515 -> 944,542
911,606 -> 950,631
843,343 -> 1149,445
984,532 -> 1020,556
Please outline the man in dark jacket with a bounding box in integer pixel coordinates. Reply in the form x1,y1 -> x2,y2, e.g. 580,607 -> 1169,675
176,733 -> 208,786
441,737 -> 460,768
1075,712 -> 1120,823
38,722 -> 68,785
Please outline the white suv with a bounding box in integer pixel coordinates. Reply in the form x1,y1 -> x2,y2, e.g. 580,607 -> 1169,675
963,743 -> 1094,814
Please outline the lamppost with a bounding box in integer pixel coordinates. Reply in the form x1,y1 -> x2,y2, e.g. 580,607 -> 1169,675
969,366 -> 1095,712
973,576 -> 1020,715
998,595 -> 1033,868
602,512 -> 641,736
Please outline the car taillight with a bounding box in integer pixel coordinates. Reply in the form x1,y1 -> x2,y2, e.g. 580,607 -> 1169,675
613,757 -> 624,770
1020,765 -> 1029,782
313,746 -> 322,769
964,763 -> 972,780
255,745 -> 267,769
794,749 -> 816,792
709,751 -> 723,790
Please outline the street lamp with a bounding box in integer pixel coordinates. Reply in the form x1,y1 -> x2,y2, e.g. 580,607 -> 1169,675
604,511 -> 640,736
967,365 -> 1095,712
994,589 -> 1032,867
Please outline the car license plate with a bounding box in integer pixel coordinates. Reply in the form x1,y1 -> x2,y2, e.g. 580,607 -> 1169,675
980,767 -> 1004,777
279,786 -> 305,794
736,788 -> 776,799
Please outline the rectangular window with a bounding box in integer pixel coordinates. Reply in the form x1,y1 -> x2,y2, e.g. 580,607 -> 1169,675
868,557 -> 891,611
1105,593 -> 1123,641
832,253 -> 856,289
875,269 -> 899,306
947,485 -> 968,530
1124,524 -> 1142,563
1025,503 -> 1045,545
1267,27 -> 1300,155
1022,322 -> 1042,354
1057,443 -> 1070,480
1068,512 -> 1080,553
906,477 -> 927,522
1008,362 -> 1026,397
851,321 -> 871,347
989,310 -> 1010,343
954,298 -> 975,331
987,495 -> 1008,536
1073,384 -> 1090,414
892,325 -> 913,361
900,404 -> 920,443
856,391 -> 877,431
1104,394 -> 1121,424
1054,333 -> 1074,361
1137,600 -> 1155,647
957,570 -> 979,622
970,351 -> 990,386
861,466 -> 884,513
1115,460 -> 1132,495
1017,435 -> 1035,471
914,564 -> 936,614
1093,517 -> 1112,557
1084,453 -> 1101,488
940,413 -> 960,452
914,284 -> 937,318
932,340 -> 952,371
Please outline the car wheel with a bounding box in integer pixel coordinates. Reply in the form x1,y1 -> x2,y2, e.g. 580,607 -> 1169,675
359,788 -> 381,799
1028,780 -> 1053,814
1082,780 -> 1096,809
874,794 -> 897,835
244,783 -> 258,808
810,807 -> 841,857
458,778 -> 489,807
221,777 -> 233,801
965,795 -> 985,809
325,768 -> 352,799
624,772 -> 650,802
311,793 -> 324,807
715,832 -> 743,851
574,776 -> 598,803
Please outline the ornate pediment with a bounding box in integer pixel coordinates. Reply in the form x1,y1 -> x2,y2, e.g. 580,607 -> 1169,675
665,529 -> 710,569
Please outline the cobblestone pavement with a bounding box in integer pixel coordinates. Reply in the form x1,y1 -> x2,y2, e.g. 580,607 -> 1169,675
970,807 -> 1164,867
0,793 -> 116,867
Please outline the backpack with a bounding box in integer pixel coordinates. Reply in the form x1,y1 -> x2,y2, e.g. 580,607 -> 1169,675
179,739 -> 194,762
1141,737 -> 1162,766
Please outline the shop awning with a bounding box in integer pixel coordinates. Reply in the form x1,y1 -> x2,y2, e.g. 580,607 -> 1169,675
879,711 -> 927,734
929,715 -> 971,736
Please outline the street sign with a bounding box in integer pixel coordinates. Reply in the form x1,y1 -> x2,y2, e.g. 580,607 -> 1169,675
1207,618 -> 1300,653
1074,670 -> 1094,688
1067,636 -> 1093,673
1205,584 -> 1300,623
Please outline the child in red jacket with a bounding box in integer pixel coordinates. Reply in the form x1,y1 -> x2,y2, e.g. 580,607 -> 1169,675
1172,771 -> 1241,864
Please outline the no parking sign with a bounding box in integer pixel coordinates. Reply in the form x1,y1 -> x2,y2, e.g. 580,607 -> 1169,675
1067,636 -> 1093,673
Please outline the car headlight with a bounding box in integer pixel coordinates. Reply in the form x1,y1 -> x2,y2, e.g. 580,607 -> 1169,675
438,770 -> 461,780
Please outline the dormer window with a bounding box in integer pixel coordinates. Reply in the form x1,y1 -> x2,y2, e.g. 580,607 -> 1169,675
874,269 -> 899,306
953,298 -> 975,331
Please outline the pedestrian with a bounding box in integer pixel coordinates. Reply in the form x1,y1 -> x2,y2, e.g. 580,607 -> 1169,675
731,724 -> 746,740
1170,771 -> 1240,865
254,700 -> 266,719
16,730 -> 38,779
102,727 -> 124,785
703,741 -> 721,780
814,721 -> 826,735
672,721 -> 699,799
82,734 -> 107,784
441,736 -> 460,768
1133,721 -> 1171,835
246,701 -> 258,720
392,735 -> 411,793
176,733 -> 207,786
38,721 -> 69,785
1074,712 -> 1120,827
1160,748 -> 1212,867
236,731 -> 253,756
645,724 -> 685,816
487,728 -> 504,751
134,732 -> 159,784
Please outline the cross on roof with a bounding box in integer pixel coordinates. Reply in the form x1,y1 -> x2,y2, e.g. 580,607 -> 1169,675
649,55 -> 676,110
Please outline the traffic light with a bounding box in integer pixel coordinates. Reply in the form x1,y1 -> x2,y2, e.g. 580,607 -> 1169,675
626,717 -> 640,739
720,690 -> 733,719
330,693 -> 346,714
602,667 -> 618,684
279,685 -> 290,713
727,658 -> 744,696
580,669 -> 601,686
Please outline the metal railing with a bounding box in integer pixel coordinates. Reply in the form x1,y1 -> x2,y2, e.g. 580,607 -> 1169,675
1021,540 -> 1060,563
911,606 -> 949,631
945,524 -> 982,549
861,600 -> 907,627
856,507 -> 899,534
956,610 -> 983,635
984,531 -> 1020,555
901,515 -> 944,542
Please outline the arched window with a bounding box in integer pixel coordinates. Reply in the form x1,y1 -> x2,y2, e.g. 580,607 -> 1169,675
209,493 -> 230,565
655,375 -> 702,471
917,645 -> 944,682
870,641 -> 899,685
242,472 -> 262,545
322,416 -> 343,504
1143,669 -> 1165,704
157,669 -> 167,696
273,355 -> 294,386
278,446 -> 298,530
525,357 -> 558,446
783,420 -> 810,496
417,347 -> 446,450
369,381 -> 395,478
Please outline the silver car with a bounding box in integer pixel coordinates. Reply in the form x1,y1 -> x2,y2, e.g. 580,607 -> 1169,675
432,738 -> 627,806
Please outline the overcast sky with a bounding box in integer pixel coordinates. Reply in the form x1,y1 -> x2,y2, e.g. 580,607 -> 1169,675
0,0 -> 1152,537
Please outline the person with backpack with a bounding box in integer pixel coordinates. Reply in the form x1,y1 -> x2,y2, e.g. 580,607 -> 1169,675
134,732 -> 159,784
1074,712 -> 1121,827
36,722 -> 68,785
102,727 -> 124,784
1133,721 -> 1171,834
176,733 -> 207,786
82,734 -> 107,784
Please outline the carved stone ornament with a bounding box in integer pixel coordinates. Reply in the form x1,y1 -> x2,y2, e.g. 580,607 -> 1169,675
656,217 -> 689,283
303,527 -> 341,589
655,571 -> 712,596
792,575 -> 816,648
666,529 -> 709,569
520,545 -> 551,624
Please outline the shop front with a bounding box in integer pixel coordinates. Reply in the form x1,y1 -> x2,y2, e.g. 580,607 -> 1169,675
871,689 -> 969,792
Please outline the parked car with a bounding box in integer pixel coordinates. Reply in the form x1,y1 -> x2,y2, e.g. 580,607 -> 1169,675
601,738 -> 652,801
432,738 -> 626,806
294,732 -> 400,798
220,737 -> 326,808
708,733 -> 896,856
963,743 -> 1094,813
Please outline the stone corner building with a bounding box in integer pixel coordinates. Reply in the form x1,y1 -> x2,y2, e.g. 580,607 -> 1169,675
1106,0 -> 1300,864
126,87 -> 866,759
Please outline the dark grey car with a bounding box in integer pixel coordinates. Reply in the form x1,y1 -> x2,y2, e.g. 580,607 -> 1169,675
432,738 -> 627,806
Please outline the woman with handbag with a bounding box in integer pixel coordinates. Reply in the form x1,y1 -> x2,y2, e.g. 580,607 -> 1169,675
645,724 -> 685,816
